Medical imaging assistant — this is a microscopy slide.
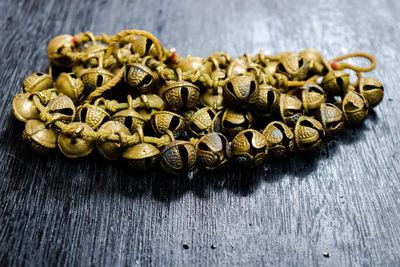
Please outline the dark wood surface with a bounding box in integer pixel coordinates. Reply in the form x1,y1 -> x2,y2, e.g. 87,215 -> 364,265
1,0 -> 399,266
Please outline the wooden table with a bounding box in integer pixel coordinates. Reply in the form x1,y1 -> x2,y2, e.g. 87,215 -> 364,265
1,0 -> 399,265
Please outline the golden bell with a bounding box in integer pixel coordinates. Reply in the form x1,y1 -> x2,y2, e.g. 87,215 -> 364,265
125,63 -> 158,94
279,94 -> 304,126
113,44 -> 132,64
300,84 -> 327,113
47,34 -> 75,67
199,88 -> 225,111
96,121 -> 131,160
122,142 -> 160,170
253,84 -> 280,116
221,108 -> 253,139
342,91 -> 369,126
78,67 -> 114,93
150,111 -> 186,137
22,119 -> 57,154
196,132 -> 231,170
321,70 -> 350,96
294,116 -> 325,152
12,93 -> 40,122
357,77 -> 384,108
298,48 -> 325,75
317,103 -> 344,137
112,109 -> 145,131
131,36 -> 160,58
160,140 -> 197,174
82,43 -> 107,68
277,52 -> 309,81
223,75 -> 258,107
58,122 -> 95,158
264,61 -> 279,75
55,72 -> 84,103
22,72 -> 54,93
231,129 -> 268,168
76,104 -> 110,129
136,94 -> 165,121
161,80 -> 200,111
187,107 -> 220,137
177,56 -> 213,75
226,57 -> 248,77
262,121 -> 294,157
47,95 -> 76,123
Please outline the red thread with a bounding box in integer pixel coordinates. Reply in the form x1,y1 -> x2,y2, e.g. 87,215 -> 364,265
331,61 -> 339,70
171,53 -> 176,62
71,36 -> 76,43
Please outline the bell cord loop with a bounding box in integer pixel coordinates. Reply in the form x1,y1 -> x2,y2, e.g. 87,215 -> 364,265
330,52 -> 376,73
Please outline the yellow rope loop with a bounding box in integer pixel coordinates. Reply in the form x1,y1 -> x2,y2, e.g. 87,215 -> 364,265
126,133 -> 140,146
32,95 -> 45,112
330,52 -> 376,73
39,107 -> 52,123
199,73 -> 213,88
153,134 -> 173,148
96,33 -> 112,44
103,100 -> 128,112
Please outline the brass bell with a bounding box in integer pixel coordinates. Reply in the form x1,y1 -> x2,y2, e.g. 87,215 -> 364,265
187,107 -> 221,137
113,44 -> 132,64
253,84 -> 280,116
200,88 -> 225,111
159,140 -> 197,174
150,111 -> 186,137
136,94 -> 165,121
47,95 -> 76,123
12,93 -> 40,122
342,91 -> 369,126
125,63 -> 158,94
55,72 -> 84,103
122,142 -> 160,170
82,43 -> 107,68
76,103 -> 110,129
22,119 -> 58,154
300,84 -> 327,113
294,116 -> 325,152
357,77 -> 384,108
279,94 -> 304,126
78,66 -> 114,93
160,80 -> 200,111
317,103 -> 344,137
262,121 -> 294,157
58,122 -> 95,158
196,132 -> 231,170
231,129 -> 268,168
47,34 -> 75,67
276,52 -> 309,81
223,75 -> 258,107
177,56 -> 213,75
264,61 -> 279,75
298,48 -> 325,75
131,36 -> 160,58
96,121 -> 131,160
226,57 -> 248,77
22,72 -> 54,93
321,70 -> 350,96
221,108 -> 253,139
112,108 -> 146,131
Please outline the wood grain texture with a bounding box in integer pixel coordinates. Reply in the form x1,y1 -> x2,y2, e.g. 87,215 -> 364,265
1,0 -> 400,266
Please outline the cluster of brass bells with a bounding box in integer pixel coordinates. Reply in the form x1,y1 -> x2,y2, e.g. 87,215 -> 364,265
12,29 -> 384,174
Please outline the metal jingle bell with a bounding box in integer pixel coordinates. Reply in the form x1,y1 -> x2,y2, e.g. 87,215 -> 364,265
122,142 -> 160,170
76,103 -> 110,129
196,132 -> 231,170
135,94 -> 166,121
150,111 -> 186,137
298,48 -> 325,75
96,121 -> 131,161
221,108 -> 254,139
199,87 -> 225,111
47,34 -> 75,67
342,91 -> 369,126
113,44 -> 132,64
276,52 -> 309,81
77,66 -> 114,93
22,119 -> 58,154
357,77 -> 384,108
223,75 -> 259,107
231,129 -> 268,168
253,84 -> 280,116
125,63 -> 158,94
294,116 -> 325,152
47,95 -> 76,123
58,122 -> 95,158
131,36 -> 160,58
187,107 -> 221,137
22,72 -> 54,93
12,93 -> 40,122
82,43 -> 107,68
317,103 -> 344,138
279,94 -> 304,127
160,79 -> 200,111
159,140 -> 197,174
55,72 -> 84,103
264,61 -> 280,75
226,57 -> 249,77
262,121 -> 294,157
321,70 -> 350,96
112,108 -> 146,132
177,56 -> 213,75
300,84 -> 327,113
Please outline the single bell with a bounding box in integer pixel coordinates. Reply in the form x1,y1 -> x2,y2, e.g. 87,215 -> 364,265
112,109 -> 146,131
279,94 -> 304,127
262,121 -> 294,157
187,107 -> 221,137
160,80 -> 200,111
122,142 -> 160,170
55,72 -> 84,103
76,104 -> 110,129
160,140 -> 197,174
22,119 -> 58,154
298,48 -> 325,75
231,129 -> 268,168
177,56 -> 213,75
136,94 -> 166,121
125,63 -> 158,94
300,84 -> 327,113
78,67 -> 114,93
58,122 -> 95,158
276,52 -> 309,81
357,77 -> 384,108
264,61 -> 279,75
221,108 -> 253,139
317,103 -> 344,137
294,116 -> 325,152
223,75 -> 258,107
82,43 -> 107,68
226,57 -> 248,77
12,93 -> 40,122
131,36 -> 160,58
96,121 -> 131,160
196,132 -> 231,170
47,34 -> 75,67
22,72 -> 54,93
253,84 -> 280,116
342,91 -> 369,126
200,88 -> 225,111
113,44 -> 132,64
150,111 -> 186,137
321,70 -> 350,96
47,95 -> 76,123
